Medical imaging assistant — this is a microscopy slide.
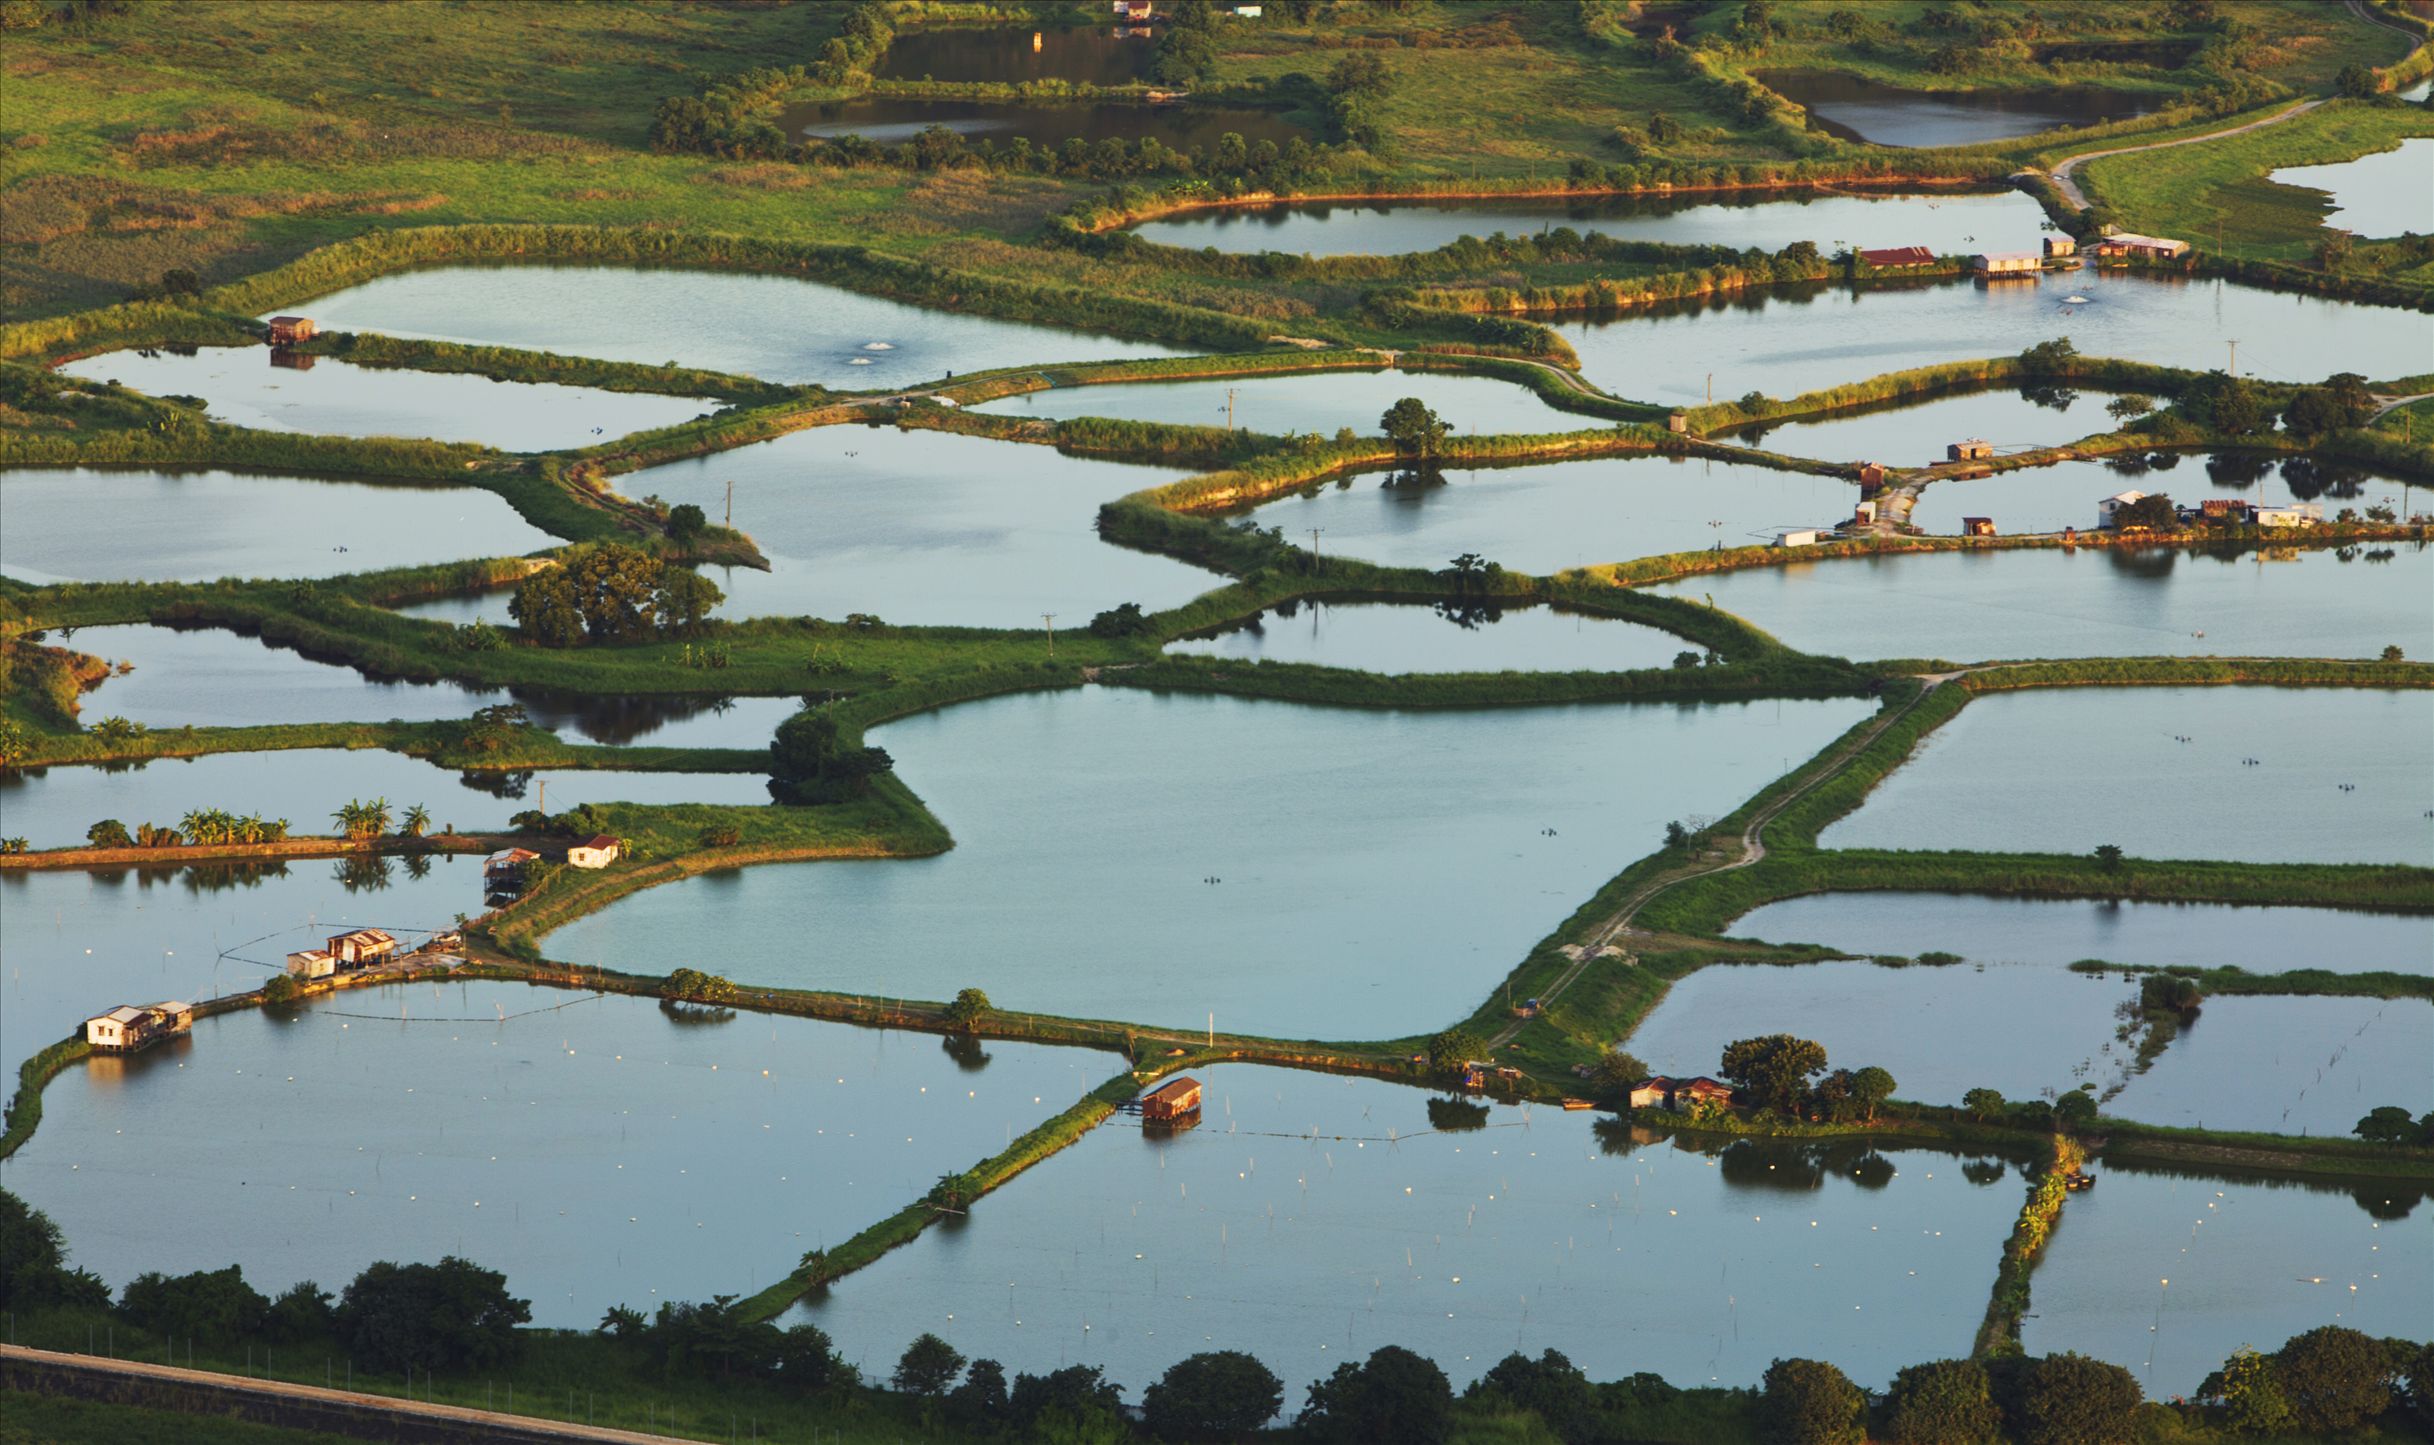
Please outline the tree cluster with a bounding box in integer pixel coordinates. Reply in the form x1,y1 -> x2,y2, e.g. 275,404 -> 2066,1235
508,543 -> 723,648
598,1295 -> 849,1395
1713,1034 -> 1896,1122
768,708 -> 895,805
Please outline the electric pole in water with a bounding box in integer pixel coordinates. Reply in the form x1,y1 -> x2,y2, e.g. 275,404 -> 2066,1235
724,478 -> 733,527
2226,339 -> 2238,377
1308,527 -> 1323,562
1226,387 -> 1237,431
1041,613 -> 1056,657
537,779 -> 545,814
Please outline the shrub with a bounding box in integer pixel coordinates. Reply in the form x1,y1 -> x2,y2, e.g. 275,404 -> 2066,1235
944,987 -> 993,1031
1881,1358 -> 1999,1444
261,974 -> 300,1007
1143,1350 -> 1285,1440
1761,1357 -> 1864,1444
120,1265 -> 270,1341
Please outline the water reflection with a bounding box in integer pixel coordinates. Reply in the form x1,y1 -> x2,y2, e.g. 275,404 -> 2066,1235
970,368 -> 1572,437
2268,137 -> 2434,240
1756,71 -> 2158,146
782,97 -> 1307,150
1167,599 -> 1691,674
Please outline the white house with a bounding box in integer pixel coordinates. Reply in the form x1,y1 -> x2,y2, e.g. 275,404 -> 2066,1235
567,834 -> 622,870
2096,490 -> 2147,529
284,949 -> 336,980
1773,529 -> 1826,548
2254,503 -> 2323,528
1627,1077 -> 1674,1110
84,1001 -> 193,1053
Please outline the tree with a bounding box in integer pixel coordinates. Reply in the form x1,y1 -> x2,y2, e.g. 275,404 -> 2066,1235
894,1332 -> 966,1398
2105,394 -> 2154,427
1760,1357 -> 1863,1445
261,973 -> 300,1007
768,708 -> 894,804
2054,1089 -> 2098,1128
2018,337 -> 2079,373
2276,1325 -> 2395,1431
264,1280 -> 336,1343
1471,1350 -> 1594,1443
1302,1345 -> 1453,1445
2093,843 -> 2124,871
86,819 -> 132,849
1089,602 -> 1150,638
666,502 -> 708,544
946,1358 -> 1009,1434
1590,1050 -> 1652,1095
333,797 -> 392,840
1144,1350 -> 1284,1440
944,987 -> 993,1031
1009,1364 -> 1126,1439
2006,1353 -> 2140,1445
1424,1027 -> 1485,1083
1718,1034 -> 1828,1113
336,1256 -> 531,1373
399,804 -> 430,839
1848,1066 -> 1896,1123
2353,1105 -> 2434,1145
120,1265 -> 270,1341
2216,1346 -> 2294,1434
1882,1357 -> 2000,1444
655,567 -> 724,637
2337,62 -> 2379,99
2382,645 -> 2405,663
1962,1087 -> 2007,1122
1380,397 -> 1451,460
2115,492 -> 2180,531
0,1188 -> 109,1311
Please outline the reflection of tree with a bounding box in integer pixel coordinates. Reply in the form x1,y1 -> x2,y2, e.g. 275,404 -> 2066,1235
1378,464 -> 1447,492
2102,452 -> 2153,478
1425,1096 -> 1491,1132
400,852 -> 433,880
2279,457 -> 2368,502
458,769 -> 533,800
1718,1140 -> 1826,1192
658,999 -> 735,1025
940,1033 -> 991,1072
1960,1158 -> 2010,1187
2205,453 -> 2272,490
512,690 -> 739,748
174,861 -> 288,894
1433,599 -> 1507,630
1848,1152 -> 1895,1190
2017,382 -> 2079,412
334,854 -> 393,892
2350,1185 -> 2424,1222
1591,1116 -> 1659,1156
2144,451 -> 2182,472
2104,546 -> 2179,581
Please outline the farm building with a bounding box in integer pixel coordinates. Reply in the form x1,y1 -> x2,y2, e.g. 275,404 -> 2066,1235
284,949 -> 336,980
1675,1077 -> 1737,1110
2254,504 -> 2323,527
1773,529 -> 1826,548
1962,516 -> 1997,537
1970,251 -> 2043,277
1667,412 -> 1689,434
1627,1077 -> 1674,1110
567,835 -> 621,870
484,846 -> 539,891
1947,439 -> 1994,462
84,1001 -> 193,1053
1858,246 -> 1936,270
2092,233 -> 2191,261
2043,235 -> 2079,259
327,928 -> 397,968
1139,1075 -> 1202,1123
1854,501 -> 1879,525
266,316 -> 316,344
2096,490 -> 2149,529
1857,462 -> 1890,488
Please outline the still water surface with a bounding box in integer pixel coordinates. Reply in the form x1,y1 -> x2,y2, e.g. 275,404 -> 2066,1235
1168,600 -> 1693,674
2268,137 -> 2434,240
874,26 -> 1152,85
1558,269 -> 2431,407
970,369 -> 1574,437
783,97 -> 1307,150
1131,188 -> 2053,257
1726,387 -> 2117,466
0,980 -> 1105,1327
794,1065 -> 2021,1392
1905,454 -> 2424,533
1641,543 -> 2434,662
0,469 -> 558,586
289,268 -> 1187,387
0,749 -> 767,850
551,688 -> 1870,1038
1818,686 -> 2434,864
1756,71 -> 2158,146
55,348 -> 710,452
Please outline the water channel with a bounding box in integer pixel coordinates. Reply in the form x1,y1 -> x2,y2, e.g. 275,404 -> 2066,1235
1724,386 -> 2120,467
2267,136 -> 2434,241
548,687 -> 1871,1039
1754,72 -> 2161,146
781,97 -> 1308,150
969,368 -> 1576,437
1167,600 -> 1694,674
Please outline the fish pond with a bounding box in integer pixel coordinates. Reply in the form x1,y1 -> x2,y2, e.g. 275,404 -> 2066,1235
791,1064 -> 2023,1393
1816,685 -> 2434,865
2268,137 -> 2434,241
287,268 -> 1188,388
2024,1163 -> 2431,1396
0,979 -> 1108,1328
55,348 -> 711,452
1234,453 -> 1858,573
0,748 -> 768,851
1131,187 -> 2053,258
873,26 -> 1152,85
606,425 -> 1217,626
0,469 -> 558,586
1557,269 -> 2432,408
1166,600 -> 1695,675
969,368 -> 1575,437
548,687 -> 1871,1039
1724,386 -> 2120,467
1640,541 -> 2434,663
781,97 -> 1308,150
1905,453 -> 2425,534
1754,72 -> 2159,147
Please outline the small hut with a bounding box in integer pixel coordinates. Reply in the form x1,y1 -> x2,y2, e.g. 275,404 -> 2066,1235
1970,251 -> 2042,278
327,928 -> 398,969
1948,439 -> 1994,462
267,316 -> 317,344
84,1001 -> 193,1053
2043,235 -> 2079,259
1139,1075 -> 1202,1123
285,949 -> 336,980
1961,516 -> 1997,537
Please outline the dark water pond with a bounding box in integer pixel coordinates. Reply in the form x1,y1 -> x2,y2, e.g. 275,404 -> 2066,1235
970,368 -> 1575,438
2268,136 -> 2434,241
1726,387 -> 2118,467
2025,1164 -> 2431,1396
1167,600 -> 1693,674
1641,541 -> 2434,662
0,748 -> 768,850
793,1065 -> 2021,1393
1733,893 -> 2432,976
875,26 -> 1152,85
288,268 -> 1188,388
55,348 -> 710,452
608,425 -> 1216,626
1132,188 -> 2053,258
1559,269 -> 2431,408
549,688 -> 1870,1038
783,97 -> 1308,150
1625,961 -> 2431,1133
1756,71 -> 2159,147
1238,453 -> 1858,573
1906,453 -> 2425,534
0,469 -> 558,586
49,624 -> 798,749
0,979 -> 1104,1328
1817,686 -> 2434,865
0,857 -> 485,1077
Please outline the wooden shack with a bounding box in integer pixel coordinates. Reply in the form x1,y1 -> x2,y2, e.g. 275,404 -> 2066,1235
267,316 -> 317,344
327,928 -> 397,968
1970,251 -> 2042,278
285,948 -> 336,980
1675,1077 -> 1737,1111
1139,1075 -> 1202,1123
1858,246 -> 1936,270
1961,516 -> 1997,537
485,846 -> 539,893
2043,235 -> 2079,259
567,835 -> 621,870
1626,1077 -> 1674,1109
1857,462 -> 1889,489
2091,232 -> 2190,261
1948,438 -> 1994,462
84,1001 -> 193,1053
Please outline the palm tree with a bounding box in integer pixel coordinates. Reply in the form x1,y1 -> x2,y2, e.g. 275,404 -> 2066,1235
332,798 -> 393,840
400,804 -> 431,839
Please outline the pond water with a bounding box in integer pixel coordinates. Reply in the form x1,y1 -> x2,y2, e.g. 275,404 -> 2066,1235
2025,1164 -> 2432,1396
608,425 -> 1216,626
0,857 -> 486,1078
1755,71 -> 2159,147
0,748 -> 768,850
0,469 -> 559,586
54,348 -> 712,452
1237,453 -> 1859,573
1725,387 -> 2119,467
47,624 -> 800,749
782,97 -> 1308,150
0,979 -> 1107,1328
1640,541 -> 2434,662
876,26 -> 1152,85
1167,600 -> 1694,674
1818,686 -> 2434,865
1905,453 -> 2425,534
1131,188 -> 2053,258
969,369 -> 1576,438
791,1064 -> 2022,1393
1731,893 -> 2433,976
2268,137 -> 2434,241
288,268 -> 1189,389
549,687 -> 1871,1038
1557,269 -> 2431,408
1624,961 -> 2432,1133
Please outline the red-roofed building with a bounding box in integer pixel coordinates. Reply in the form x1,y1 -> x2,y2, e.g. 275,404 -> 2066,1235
1859,246 -> 1935,269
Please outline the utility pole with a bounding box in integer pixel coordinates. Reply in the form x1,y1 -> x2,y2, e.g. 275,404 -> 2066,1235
1041,613 -> 1057,657
1308,527 -> 1323,561
537,779 -> 545,815
1706,372 -> 1713,404
1225,387 -> 1237,432
2226,339 -> 2238,378
724,478 -> 733,528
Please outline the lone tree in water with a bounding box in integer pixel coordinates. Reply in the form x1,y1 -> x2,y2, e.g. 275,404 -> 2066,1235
1380,397 -> 1452,461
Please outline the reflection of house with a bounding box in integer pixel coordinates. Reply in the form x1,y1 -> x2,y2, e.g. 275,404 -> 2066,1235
1961,516 -> 1997,537
328,928 -> 398,968
266,316 -> 316,344
1139,1075 -> 1201,1123
284,949 -> 336,980
1947,438 -> 1993,461
1971,251 -> 2042,277
2091,232 -> 2190,261
566,835 -> 621,870
85,1001 -> 194,1053
1858,246 -> 1935,270
268,348 -> 316,371
2096,489 -> 2147,529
